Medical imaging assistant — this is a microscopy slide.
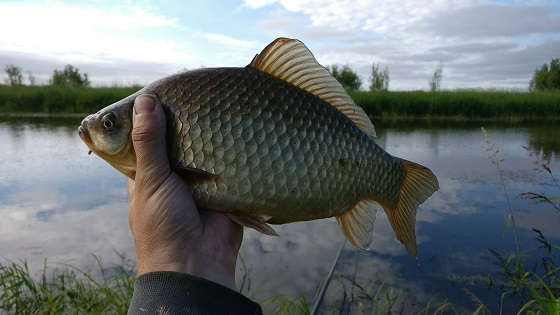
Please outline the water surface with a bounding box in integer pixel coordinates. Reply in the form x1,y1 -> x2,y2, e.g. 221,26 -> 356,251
0,117 -> 558,313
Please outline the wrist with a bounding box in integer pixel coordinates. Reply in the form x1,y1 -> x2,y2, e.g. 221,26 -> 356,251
135,247 -> 237,290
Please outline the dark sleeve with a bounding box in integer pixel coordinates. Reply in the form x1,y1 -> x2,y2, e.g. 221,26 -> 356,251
127,271 -> 263,315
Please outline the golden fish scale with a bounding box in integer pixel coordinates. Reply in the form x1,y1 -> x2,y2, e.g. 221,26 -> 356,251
147,67 -> 404,223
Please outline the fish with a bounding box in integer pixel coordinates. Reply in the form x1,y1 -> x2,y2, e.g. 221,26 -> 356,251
78,38 -> 439,256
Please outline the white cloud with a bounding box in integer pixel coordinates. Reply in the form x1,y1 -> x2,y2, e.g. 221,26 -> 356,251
1,1 -> 557,89
243,0 -> 278,9
202,33 -> 258,49
0,2 -> 200,84
246,0 -> 560,89
245,0 -> 473,34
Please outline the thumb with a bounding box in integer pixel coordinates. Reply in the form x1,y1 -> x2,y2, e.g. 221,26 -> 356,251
131,94 -> 170,187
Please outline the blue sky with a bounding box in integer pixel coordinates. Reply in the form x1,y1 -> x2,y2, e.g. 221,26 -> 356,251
1,0 -> 559,90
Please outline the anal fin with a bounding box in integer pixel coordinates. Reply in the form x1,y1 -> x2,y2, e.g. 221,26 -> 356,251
227,213 -> 278,236
336,200 -> 380,250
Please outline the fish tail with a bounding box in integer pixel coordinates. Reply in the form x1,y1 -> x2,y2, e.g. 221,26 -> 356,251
336,158 -> 439,257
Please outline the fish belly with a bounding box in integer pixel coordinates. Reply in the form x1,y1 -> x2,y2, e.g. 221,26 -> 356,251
147,67 -> 403,223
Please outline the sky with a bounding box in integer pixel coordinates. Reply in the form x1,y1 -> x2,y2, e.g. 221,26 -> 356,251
0,0 -> 559,90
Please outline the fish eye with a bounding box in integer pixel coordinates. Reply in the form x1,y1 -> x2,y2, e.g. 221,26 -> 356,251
102,112 -> 117,131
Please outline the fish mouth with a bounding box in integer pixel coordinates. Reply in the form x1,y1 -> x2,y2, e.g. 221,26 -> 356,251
78,120 -> 94,155
78,125 -> 91,144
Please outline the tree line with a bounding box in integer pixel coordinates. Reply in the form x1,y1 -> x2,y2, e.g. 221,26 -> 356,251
530,58 -> 560,91
327,63 -> 443,92
327,64 -> 391,92
5,58 -> 558,91
3,64 -> 90,87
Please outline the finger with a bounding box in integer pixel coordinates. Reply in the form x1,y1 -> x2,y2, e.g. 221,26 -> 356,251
131,94 -> 170,189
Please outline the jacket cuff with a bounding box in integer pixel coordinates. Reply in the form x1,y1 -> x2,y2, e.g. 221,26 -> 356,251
128,271 -> 262,315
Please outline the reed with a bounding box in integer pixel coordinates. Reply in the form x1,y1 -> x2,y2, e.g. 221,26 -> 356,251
350,90 -> 560,119
1,86 -> 559,119
0,85 -> 140,114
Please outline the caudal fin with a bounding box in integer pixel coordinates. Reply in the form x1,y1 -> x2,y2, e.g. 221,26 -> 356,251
336,159 -> 438,257
385,159 -> 439,256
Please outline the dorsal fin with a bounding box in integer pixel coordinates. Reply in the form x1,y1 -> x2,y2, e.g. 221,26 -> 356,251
249,38 -> 376,138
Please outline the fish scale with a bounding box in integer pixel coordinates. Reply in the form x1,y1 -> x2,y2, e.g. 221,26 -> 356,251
146,67 -> 402,223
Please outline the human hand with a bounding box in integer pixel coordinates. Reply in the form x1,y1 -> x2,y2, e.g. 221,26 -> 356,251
126,94 -> 243,289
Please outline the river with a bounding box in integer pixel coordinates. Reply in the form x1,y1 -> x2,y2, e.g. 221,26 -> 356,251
0,117 -> 558,313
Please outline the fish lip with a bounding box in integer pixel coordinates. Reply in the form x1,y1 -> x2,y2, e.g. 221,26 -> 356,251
78,123 -> 92,146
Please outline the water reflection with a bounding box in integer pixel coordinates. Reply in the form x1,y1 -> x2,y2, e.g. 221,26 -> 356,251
0,117 -> 558,313
526,124 -> 560,161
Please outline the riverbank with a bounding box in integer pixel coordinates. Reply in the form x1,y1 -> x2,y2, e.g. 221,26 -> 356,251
0,85 -> 140,114
1,85 -> 559,119
349,89 -> 560,119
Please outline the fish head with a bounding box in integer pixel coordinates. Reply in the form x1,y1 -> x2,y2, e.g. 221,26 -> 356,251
78,96 -> 137,178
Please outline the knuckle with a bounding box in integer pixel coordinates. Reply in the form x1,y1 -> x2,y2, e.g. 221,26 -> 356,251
131,126 -> 156,143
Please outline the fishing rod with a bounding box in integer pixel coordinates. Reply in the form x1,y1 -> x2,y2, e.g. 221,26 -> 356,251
310,240 -> 346,315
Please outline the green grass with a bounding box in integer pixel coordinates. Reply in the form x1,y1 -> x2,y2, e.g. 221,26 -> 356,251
350,90 -> 560,119
1,85 -> 559,119
0,256 -> 135,314
0,85 -> 140,114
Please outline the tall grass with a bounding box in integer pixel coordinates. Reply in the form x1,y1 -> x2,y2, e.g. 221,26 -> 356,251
0,85 -> 140,114
350,90 -> 560,119
0,255 -> 134,314
1,86 -> 559,119
481,129 -> 560,314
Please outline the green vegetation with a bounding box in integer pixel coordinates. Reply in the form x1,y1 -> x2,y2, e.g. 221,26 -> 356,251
429,64 -> 443,92
0,85 -> 140,114
1,86 -> 559,120
369,63 -> 390,91
530,58 -> 560,92
1,62 -> 559,119
350,90 -> 560,119
328,65 -> 362,90
50,65 -> 90,87
4,65 -> 23,86
0,256 -> 134,314
4,64 -> 38,86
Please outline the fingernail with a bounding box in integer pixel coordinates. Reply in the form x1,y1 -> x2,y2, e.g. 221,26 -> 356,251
134,94 -> 156,114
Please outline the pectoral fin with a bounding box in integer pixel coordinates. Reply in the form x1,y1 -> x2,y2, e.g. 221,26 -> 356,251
227,213 -> 278,236
174,166 -> 217,182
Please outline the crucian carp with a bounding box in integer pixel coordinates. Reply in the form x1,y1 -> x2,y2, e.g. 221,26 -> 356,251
78,38 -> 439,256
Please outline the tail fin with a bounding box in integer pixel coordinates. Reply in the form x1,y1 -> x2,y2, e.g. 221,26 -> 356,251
335,159 -> 438,257
385,159 -> 439,256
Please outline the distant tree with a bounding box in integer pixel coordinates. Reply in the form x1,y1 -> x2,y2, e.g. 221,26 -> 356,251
27,71 -> 36,85
369,63 -> 390,91
5,64 -> 23,86
328,65 -> 362,90
50,65 -> 90,87
530,58 -> 560,91
429,64 -> 443,92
